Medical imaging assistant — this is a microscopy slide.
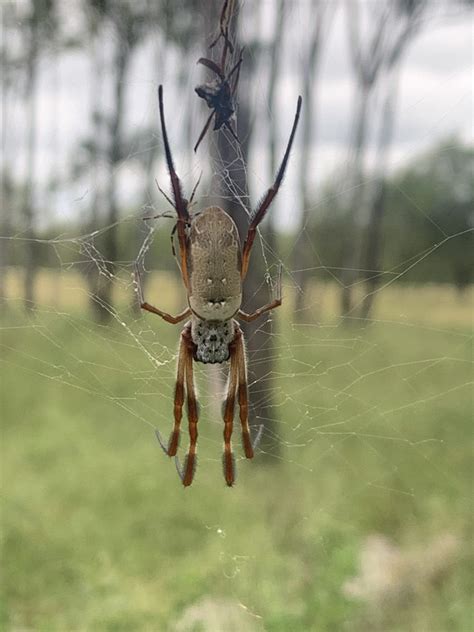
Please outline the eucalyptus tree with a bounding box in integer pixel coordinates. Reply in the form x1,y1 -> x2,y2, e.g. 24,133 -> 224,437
76,0 -> 203,322
0,2 -> 19,312
265,0 -> 287,258
292,0 -> 335,322
20,0 -> 57,311
90,1 -> 152,321
339,0 -> 427,320
358,0 -> 471,320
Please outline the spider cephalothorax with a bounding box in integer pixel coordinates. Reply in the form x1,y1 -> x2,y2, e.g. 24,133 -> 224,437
135,85 -> 302,487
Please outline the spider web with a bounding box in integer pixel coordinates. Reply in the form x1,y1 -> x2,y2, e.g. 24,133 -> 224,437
1,1 -> 472,628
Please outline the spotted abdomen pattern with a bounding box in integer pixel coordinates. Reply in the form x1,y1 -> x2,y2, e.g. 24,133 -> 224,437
191,318 -> 235,364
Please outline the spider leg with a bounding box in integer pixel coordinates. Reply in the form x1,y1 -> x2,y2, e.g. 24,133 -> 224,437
142,211 -> 176,221
154,179 -> 176,209
134,263 -> 191,324
238,265 -> 282,322
225,50 -> 243,86
196,57 -> 225,80
209,0 -> 235,54
188,170 -> 203,206
170,223 -> 178,259
222,338 -> 239,486
224,120 -> 239,143
230,52 -> 243,97
157,328 -> 188,461
234,326 -> 253,458
220,32 -> 231,72
181,338 -> 200,487
194,110 -> 215,153
241,96 -> 302,279
158,85 -> 190,288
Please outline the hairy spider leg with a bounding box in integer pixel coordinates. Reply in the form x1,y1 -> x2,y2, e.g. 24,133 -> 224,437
238,265 -> 283,322
234,326 -> 253,458
181,334 -> 200,486
134,263 -> 190,324
194,111 -> 215,153
241,96 -> 302,279
223,337 -> 239,486
188,171 -> 203,206
165,329 -> 189,457
158,85 -> 190,288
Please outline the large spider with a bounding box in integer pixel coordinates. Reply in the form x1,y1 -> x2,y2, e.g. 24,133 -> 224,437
135,85 -> 302,487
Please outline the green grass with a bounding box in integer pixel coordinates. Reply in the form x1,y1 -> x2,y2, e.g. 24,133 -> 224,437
1,281 -> 473,631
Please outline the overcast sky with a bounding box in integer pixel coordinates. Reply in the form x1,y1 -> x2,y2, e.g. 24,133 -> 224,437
3,0 -> 473,229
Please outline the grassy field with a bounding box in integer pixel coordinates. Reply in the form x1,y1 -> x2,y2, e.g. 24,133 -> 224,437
1,271 -> 473,631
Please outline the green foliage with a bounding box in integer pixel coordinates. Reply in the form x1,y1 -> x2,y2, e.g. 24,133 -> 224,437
1,289 -> 472,630
386,138 -> 473,288
308,138 -> 473,288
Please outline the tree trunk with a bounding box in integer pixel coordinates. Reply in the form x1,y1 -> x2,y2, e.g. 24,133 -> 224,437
131,37 -> 166,316
339,84 -> 370,319
0,174 -> 13,314
358,73 -> 400,321
293,2 -> 334,322
23,22 -> 39,312
0,13 -> 13,313
92,38 -> 129,323
83,28 -> 109,321
265,0 -> 286,256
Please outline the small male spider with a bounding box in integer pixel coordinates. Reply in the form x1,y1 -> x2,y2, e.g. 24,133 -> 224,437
193,50 -> 243,153
135,85 -> 302,487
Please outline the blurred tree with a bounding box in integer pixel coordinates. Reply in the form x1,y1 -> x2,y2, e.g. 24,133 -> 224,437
20,0 -> 57,311
307,138 -> 473,294
292,0 -> 335,322
89,1 -> 151,322
384,139 -> 474,292
340,0 -> 427,321
265,0 -> 287,258
358,0 -> 428,321
0,2 -> 19,312
74,0 -> 203,322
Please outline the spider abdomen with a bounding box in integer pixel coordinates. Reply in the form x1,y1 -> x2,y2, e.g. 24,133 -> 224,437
188,207 -> 242,322
191,318 -> 235,364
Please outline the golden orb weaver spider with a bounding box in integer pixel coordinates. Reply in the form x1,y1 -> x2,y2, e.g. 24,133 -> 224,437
135,85 -> 302,486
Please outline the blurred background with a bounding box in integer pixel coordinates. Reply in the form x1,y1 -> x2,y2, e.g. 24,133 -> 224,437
1,0 -> 473,630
